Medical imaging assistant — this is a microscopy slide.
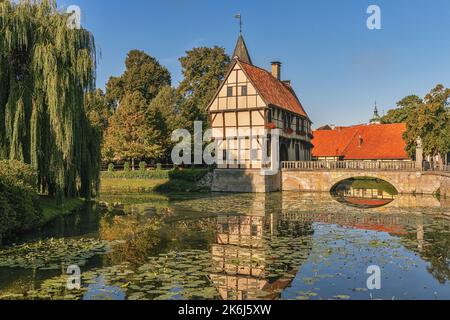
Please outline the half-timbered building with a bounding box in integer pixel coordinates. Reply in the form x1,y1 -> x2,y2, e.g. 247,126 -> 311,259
208,34 -> 313,192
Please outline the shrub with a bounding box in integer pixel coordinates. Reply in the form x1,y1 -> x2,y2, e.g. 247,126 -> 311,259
0,160 -> 37,190
139,161 -> 147,172
101,170 -> 171,180
156,163 -> 162,170
108,163 -> 115,172
0,167 -> 42,244
124,162 -> 131,172
168,169 -> 209,182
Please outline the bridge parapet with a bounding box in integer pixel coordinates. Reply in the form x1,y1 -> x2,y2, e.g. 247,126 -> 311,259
282,160 -> 450,172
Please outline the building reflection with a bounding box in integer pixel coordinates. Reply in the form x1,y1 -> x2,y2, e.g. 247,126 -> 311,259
209,194 -> 313,300
333,187 -> 395,208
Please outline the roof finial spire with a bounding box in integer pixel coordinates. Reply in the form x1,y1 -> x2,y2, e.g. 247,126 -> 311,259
232,14 -> 252,64
370,101 -> 381,124
235,14 -> 242,34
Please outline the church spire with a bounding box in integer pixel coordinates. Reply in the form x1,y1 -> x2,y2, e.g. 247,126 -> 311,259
232,14 -> 252,64
370,101 -> 381,124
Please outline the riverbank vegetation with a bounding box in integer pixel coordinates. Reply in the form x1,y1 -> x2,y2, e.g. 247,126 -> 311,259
0,161 -> 41,243
0,160 -> 85,243
100,168 -> 211,193
0,0 -> 99,241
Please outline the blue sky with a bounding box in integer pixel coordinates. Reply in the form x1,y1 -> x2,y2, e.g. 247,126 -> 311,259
58,0 -> 450,127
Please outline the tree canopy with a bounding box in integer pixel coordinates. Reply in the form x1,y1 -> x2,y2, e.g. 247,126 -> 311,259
106,50 -> 171,108
403,85 -> 450,161
102,47 -> 229,164
178,46 -> 230,124
103,91 -> 165,163
0,0 -> 100,201
102,50 -> 172,163
84,88 -> 113,134
383,85 -> 450,162
381,95 -> 423,124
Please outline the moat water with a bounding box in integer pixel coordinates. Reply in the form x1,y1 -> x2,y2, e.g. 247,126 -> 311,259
0,191 -> 449,300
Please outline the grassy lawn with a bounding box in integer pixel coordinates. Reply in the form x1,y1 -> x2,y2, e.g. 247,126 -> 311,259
38,197 -> 85,225
100,177 -> 208,193
100,178 -> 169,193
100,169 -> 210,193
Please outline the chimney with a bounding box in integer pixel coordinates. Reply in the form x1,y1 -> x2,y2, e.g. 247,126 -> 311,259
271,61 -> 281,80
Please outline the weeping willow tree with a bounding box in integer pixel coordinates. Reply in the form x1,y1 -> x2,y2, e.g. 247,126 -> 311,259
0,0 -> 100,202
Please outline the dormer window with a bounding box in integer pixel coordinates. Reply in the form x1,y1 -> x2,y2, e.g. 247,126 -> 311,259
227,86 -> 233,97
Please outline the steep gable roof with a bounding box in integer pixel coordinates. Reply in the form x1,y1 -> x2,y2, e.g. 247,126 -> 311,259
312,123 -> 409,160
232,34 -> 252,64
238,60 -> 309,118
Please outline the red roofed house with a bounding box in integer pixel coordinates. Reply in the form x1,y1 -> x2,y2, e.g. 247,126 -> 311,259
207,34 -> 313,170
312,123 -> 412,161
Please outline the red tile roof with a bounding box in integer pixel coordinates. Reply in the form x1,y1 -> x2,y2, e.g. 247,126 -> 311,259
312,123 -> 410,160
239,60 -> 309,118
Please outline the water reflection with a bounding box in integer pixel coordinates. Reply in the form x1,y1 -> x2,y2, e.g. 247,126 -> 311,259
0,191 -> 449,300
209,209 -> 314,300
331,178 -> 397,208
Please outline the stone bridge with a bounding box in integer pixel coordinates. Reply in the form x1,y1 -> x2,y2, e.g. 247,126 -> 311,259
281,161 -> 450,198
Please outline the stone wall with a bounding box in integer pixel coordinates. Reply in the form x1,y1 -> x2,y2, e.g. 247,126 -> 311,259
440,173 -> 450,199
211,168 -> 450,197
212,169 -> 281,193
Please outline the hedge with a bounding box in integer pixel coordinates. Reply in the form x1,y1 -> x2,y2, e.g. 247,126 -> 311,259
101,168 -> 209,182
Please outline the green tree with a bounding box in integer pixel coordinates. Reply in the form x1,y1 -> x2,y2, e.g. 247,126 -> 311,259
178,47 -> 230,125
103,50 -> 171,163
106,50 -> 171,106
381,95 -> 423,124
84,89 -> 112,134
147,86 -> 186,161
103,92 -> 164,166
0,0 -> 100,201
403,85 -> 450,162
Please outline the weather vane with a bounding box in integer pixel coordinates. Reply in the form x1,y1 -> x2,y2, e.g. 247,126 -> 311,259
235,14 -> 242,34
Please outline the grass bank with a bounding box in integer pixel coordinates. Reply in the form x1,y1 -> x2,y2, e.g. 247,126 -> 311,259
100,169 -> 211,194
38,197 -> 86,225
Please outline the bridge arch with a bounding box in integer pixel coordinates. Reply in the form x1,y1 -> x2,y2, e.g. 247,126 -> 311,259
329,173 -> 402,194
281,171 -> 409,194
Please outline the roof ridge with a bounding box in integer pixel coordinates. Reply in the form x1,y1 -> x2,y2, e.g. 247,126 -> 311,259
239,60 -> 309,118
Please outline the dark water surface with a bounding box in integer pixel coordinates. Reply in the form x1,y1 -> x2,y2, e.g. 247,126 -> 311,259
0,192 -> 449,300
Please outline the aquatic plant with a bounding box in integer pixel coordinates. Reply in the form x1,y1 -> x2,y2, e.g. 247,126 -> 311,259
0,238 -> 114,270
